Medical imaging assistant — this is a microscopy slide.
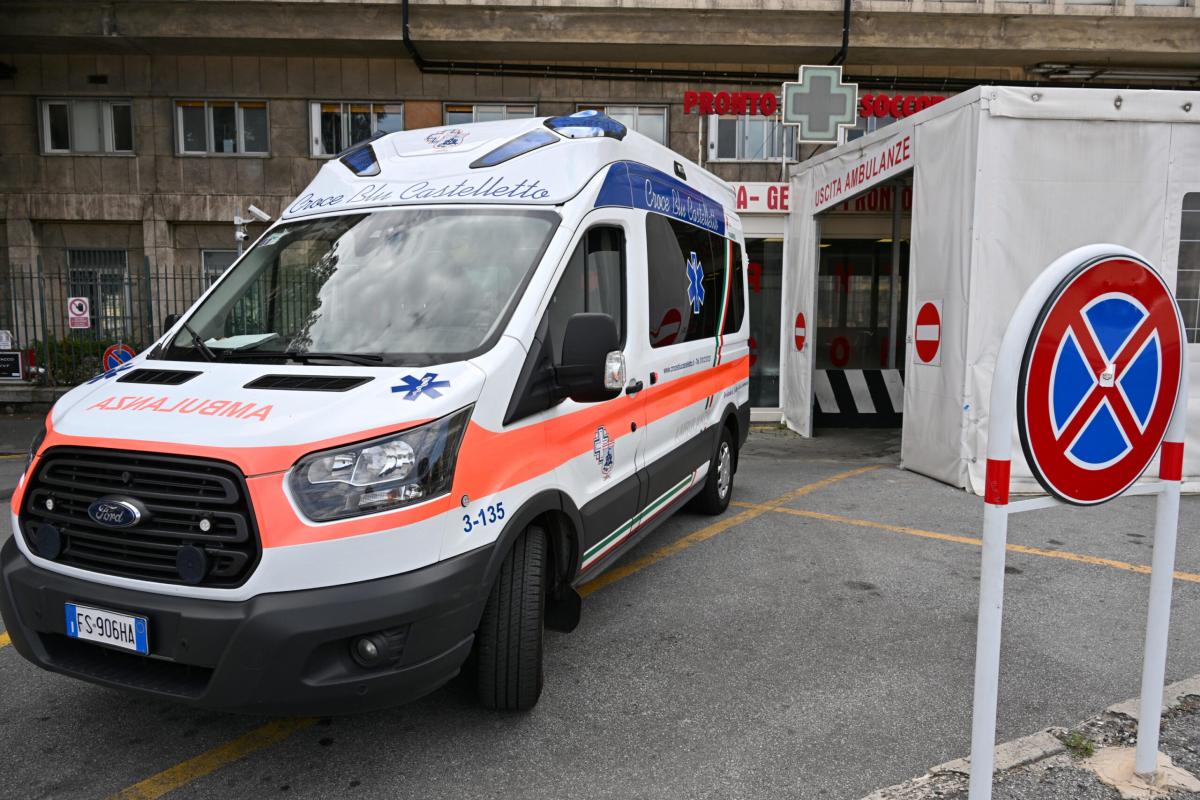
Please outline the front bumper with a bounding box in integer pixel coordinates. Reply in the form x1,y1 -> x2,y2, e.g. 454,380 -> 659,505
0,537 -> 493,715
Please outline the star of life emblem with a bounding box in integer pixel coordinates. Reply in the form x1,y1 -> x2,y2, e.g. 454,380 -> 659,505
593,426 -> 615,478
686,251 -> 705,314
392,372 -> 451,401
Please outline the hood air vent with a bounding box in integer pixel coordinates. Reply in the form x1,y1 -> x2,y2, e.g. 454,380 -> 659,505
244,375 -> 373,392
116,369 -> 202,386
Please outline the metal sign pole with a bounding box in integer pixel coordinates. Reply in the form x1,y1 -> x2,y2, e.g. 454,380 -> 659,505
967,244 -> 1157,800
1135,353 -> 1189,776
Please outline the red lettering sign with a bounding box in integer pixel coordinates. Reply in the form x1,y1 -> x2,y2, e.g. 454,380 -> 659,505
682,91 -> 780,116
857,94 -> 946,119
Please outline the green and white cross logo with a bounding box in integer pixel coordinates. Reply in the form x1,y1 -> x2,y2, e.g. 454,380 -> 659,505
782,65 -> 859,144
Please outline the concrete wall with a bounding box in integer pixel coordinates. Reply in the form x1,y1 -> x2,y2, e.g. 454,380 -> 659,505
0,50 -> 1025,278
0,0 -> 1190,286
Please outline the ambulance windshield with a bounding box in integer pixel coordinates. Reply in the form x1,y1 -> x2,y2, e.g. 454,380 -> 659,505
160,207 -> 560,366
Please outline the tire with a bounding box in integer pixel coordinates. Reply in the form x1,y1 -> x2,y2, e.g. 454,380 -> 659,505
693,425 -> 735,515
475,525 -> 546,711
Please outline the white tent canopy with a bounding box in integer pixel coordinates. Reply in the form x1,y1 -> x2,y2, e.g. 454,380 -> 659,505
784,86 -> 1200,494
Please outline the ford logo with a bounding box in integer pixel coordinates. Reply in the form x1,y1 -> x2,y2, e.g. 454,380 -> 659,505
87,497 -> 145,528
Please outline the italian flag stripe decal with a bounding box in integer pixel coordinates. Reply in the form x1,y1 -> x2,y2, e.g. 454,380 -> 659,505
712,237 -> 734,368
580,469 -> 699,570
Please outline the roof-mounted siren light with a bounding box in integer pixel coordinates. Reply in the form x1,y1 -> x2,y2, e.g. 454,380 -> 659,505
544,110 -> 627,141
470,128 -> 559,169
338,131 -> 387,177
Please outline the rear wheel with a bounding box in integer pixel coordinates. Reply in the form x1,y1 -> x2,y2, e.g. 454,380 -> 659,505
693,425 -> 735,515
475,525 -> 546,711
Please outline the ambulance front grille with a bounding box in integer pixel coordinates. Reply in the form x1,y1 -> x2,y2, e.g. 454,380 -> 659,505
20,447 -> 261,588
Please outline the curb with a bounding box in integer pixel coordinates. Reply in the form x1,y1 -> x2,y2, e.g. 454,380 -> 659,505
861,673 -> 1200,800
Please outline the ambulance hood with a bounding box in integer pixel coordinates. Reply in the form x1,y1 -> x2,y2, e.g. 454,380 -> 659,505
45,357 -> 486,476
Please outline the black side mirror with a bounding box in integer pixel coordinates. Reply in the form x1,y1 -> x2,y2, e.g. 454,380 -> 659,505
557,313 -> 623,403
163,313 -> 180,337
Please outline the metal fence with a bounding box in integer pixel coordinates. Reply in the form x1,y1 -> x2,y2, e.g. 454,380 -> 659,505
2,257 -> 211,386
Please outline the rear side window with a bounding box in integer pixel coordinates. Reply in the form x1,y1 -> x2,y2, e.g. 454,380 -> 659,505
724,241 -> 745,335
546,226 -> 626,364
646,213 -> 741,347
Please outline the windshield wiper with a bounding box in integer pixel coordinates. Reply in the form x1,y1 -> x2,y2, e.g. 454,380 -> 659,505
180,322 -> 217,362
214,350 -> 386,366
286,351 -> 386,365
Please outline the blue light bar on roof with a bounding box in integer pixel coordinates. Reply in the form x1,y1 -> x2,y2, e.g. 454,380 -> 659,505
470,129 -> 559,169
545,110 -> 627,140
340,141 -> 381,177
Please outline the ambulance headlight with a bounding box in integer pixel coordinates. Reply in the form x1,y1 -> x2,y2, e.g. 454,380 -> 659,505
289,407 -> 471,521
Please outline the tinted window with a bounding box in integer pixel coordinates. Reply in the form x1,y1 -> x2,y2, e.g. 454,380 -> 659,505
724,241 -> 745,335
547,226 -> 625,364
646,214 -> 738,347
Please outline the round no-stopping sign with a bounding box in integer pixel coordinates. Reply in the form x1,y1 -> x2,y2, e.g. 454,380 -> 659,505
1018,254 -> 1184,505
794,312 -> 806,351
103,343 -> 137,370
914,301 -> 941,365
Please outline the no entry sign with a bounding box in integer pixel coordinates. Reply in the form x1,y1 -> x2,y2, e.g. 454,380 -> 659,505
794,312 -> 806,351
1018,256 -> 1184,506
914,301 -> 941,365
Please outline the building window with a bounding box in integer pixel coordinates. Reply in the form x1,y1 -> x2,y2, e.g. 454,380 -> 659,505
176,100 -> 269,155
39,99 -> 133,154
577,105 -> 668,145
707,113 -> 795,162
309,102 -> 404,157
67,249 -> 131,340
1177,193 -> 1200,344
444,104 -> 537,124
202,250 -> 239,285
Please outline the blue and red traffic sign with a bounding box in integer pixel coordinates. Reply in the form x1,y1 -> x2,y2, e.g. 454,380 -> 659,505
1018,255 -> 1184,505
102,343 -> 137,371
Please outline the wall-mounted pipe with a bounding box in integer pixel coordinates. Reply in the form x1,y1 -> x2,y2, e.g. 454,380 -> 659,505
829,0 -> 852,66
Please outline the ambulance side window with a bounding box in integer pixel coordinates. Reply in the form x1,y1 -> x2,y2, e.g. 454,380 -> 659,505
645,213 -> 735,348
724,242 -> 745,334
546,226 -> 626,365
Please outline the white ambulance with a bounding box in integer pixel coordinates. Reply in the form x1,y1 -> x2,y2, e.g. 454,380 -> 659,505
2,112 -> 750,713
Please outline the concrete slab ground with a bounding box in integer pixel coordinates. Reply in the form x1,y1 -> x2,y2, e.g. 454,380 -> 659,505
1,426 -> 1198,800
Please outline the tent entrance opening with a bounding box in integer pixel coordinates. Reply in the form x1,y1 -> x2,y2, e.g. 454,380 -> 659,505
814,181 -> 910,428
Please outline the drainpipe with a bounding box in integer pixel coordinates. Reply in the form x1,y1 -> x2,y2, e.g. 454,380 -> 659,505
829,0 -> 852,66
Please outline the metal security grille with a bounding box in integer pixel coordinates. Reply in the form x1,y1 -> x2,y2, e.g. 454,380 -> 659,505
20,447 -> 261,588
67,249 -> 132,340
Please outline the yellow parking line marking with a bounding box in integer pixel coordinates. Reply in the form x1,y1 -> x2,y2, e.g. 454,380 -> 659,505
109,718 -> 317,800
0,631 -> 9,649
93,466 -> 874,798
580,465 -> 881,597
732,501 -> 1200,584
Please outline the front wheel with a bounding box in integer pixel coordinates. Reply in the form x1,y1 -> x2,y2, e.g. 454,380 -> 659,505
474,525 -> 546,711
693,426 -> 735,515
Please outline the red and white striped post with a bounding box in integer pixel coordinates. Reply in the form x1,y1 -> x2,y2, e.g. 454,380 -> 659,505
1135,375 -> 1188,775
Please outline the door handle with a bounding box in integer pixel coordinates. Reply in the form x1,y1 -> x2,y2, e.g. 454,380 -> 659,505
625,380 -> 644,396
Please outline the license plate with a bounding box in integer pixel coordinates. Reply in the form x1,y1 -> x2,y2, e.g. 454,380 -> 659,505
64,603 -> 149,655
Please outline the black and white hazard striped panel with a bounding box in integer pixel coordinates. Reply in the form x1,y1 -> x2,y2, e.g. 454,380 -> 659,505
813,369 -> 904,427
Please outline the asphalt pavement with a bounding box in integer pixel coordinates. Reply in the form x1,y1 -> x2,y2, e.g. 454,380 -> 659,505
1,425 -> 1198,800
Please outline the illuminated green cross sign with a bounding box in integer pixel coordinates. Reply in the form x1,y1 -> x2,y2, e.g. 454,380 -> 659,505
782,65 -> 859,144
